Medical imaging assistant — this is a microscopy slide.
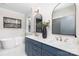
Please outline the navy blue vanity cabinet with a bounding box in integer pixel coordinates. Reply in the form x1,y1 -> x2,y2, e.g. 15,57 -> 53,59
56,47 -> 77,56
32,45 -> 42,56
32,47 -> 42,56
42,49 -> 53,56
25,37 -> 77,56
42,43 -> 58,56
25,37 -> 42,56
30,39 -> 42,48
25,38 -> 32,56
25,37 -> 29,55
42,43 -> 76,56
56,50 -> 76,56
30,39 -> 42,56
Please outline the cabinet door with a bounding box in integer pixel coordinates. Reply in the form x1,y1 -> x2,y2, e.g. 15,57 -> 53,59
32,48 -> 42,56
42,43 -> 57,56
42,49 -> 53,56
32,42 -> 42,56
28,41 -> 32,56
25,38 -> 42,56
25,38 -> 32,56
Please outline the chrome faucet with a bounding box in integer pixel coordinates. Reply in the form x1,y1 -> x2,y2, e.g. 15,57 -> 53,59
55,36 -> 62,41
56,37 -> 59,41
60,36 -> 62,41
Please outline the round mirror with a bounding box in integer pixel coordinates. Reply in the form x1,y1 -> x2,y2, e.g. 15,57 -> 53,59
52,3 -> 76,37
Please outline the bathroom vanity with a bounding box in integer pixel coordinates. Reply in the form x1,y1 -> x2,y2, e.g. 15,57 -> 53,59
25,35 -> 78,56
24,3 -> 79,56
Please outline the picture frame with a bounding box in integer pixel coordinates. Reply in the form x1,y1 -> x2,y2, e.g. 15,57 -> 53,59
3,17 -> 21,28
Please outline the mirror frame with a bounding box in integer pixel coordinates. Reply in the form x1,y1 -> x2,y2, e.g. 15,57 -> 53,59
52,3 -> 77,37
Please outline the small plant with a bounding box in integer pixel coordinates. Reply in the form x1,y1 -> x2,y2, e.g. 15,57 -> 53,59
42,21 -> 50,28
36,21 -> 50,28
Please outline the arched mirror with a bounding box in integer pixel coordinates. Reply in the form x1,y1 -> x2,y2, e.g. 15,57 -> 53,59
34,9 -> 42,33
52,3 -> 76,37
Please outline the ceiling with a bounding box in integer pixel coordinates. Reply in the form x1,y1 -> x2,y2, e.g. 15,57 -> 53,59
0,3 -> 74,15
0,3 -> 56,16
0,3 -> 32,15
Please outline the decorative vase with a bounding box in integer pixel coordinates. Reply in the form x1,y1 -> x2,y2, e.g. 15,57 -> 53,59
42,26 -> 47,38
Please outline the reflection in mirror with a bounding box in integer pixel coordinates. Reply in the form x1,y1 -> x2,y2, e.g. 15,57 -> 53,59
34,9 -> 42,33
52,3 -> 76,37
28,17 -> 31,32
26,16 -> 31,35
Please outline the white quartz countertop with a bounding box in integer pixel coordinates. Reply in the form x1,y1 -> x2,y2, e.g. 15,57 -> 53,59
26,35 -> 79,55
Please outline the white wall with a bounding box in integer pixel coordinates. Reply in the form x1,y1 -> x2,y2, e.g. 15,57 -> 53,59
0,7 -> 25,39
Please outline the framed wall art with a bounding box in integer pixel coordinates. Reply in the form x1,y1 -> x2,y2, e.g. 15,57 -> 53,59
3,17 -> 21,28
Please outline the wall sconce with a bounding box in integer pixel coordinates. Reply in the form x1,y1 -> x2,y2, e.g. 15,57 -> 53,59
34,9 -> 39,13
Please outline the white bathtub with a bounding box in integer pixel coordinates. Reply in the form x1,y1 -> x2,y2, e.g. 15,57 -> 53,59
0,37 -> 24,49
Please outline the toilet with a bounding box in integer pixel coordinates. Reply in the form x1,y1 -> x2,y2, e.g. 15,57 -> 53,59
0,37 -> 24,49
